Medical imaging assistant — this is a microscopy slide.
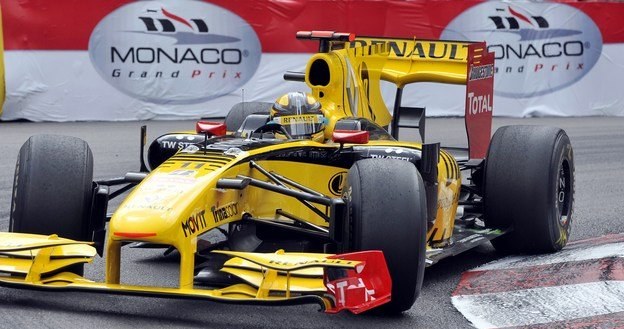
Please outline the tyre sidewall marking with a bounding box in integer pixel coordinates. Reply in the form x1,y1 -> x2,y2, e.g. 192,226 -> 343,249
550,135 -> 573,248
9,152 -> 20,231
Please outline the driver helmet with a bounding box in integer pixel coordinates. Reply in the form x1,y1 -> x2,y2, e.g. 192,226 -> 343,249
270,92 -> 326,142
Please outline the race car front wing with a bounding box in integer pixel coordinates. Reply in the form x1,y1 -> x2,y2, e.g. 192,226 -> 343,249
0,232 -> 391,314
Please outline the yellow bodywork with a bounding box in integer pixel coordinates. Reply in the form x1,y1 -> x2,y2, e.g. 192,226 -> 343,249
0,233 -> 95,280
304,37 -> 470,241
108,142 -> 459,289
0,34 -> 478,309
105,37 -> 467,291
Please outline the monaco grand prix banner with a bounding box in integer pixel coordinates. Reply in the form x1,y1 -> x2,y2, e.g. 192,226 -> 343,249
1,0 -> 623,121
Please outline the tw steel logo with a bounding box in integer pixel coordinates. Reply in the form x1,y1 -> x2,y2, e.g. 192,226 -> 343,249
139,8 -> 209,33
489,7 -> 549,30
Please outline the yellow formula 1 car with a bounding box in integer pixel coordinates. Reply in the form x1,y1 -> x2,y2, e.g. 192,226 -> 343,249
1,31 -> 574,314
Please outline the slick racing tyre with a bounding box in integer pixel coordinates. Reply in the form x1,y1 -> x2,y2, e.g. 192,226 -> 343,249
10,135 -> 95,275
344,159 -> 427,313
224,102 -> 272,132
484,125 -> 574,254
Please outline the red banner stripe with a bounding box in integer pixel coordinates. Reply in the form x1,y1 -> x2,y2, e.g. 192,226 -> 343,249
563,1 -> 624,44
2,0 -> 623,52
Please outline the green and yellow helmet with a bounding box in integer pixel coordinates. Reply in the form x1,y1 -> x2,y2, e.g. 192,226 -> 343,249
270,92 -> 326,141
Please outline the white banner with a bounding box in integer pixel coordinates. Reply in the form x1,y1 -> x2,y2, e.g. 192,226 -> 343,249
2,0 -> 623,121
4,44 -> 623,121
3,52 -> 306,121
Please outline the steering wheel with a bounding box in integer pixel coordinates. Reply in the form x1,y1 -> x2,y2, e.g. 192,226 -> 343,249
252,122 -> 293,139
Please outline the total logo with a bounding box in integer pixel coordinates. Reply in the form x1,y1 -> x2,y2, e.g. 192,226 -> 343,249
442,3 -> 602,98
467,92 -> 492,115
88,0 -> 262,104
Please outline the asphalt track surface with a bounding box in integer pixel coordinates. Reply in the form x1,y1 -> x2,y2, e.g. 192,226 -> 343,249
0,117 -> 622,328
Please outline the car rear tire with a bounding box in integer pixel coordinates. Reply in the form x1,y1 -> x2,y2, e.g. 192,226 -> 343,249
10,135 -> 95,275
344,158 -> 427,313
224,102 -> 272,132
484,125 -> 574,253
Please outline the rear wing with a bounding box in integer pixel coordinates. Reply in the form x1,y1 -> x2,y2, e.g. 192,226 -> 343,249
346,37 -> 494,160
298,32 -> 495,160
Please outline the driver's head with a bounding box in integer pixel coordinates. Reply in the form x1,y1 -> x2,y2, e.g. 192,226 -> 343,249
270,92 -> 325,142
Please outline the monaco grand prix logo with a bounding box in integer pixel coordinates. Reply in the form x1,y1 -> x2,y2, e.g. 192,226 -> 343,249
488,7 -> 549,30
138,8 -> 210,33
88,1 -> 261,104
442,3 -> 602,98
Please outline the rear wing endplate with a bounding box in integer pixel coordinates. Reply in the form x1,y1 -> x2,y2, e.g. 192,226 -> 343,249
465,43 -> 495,160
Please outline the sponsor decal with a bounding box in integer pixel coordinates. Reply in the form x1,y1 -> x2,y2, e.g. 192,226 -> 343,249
223,147 -> 244,156
369,154 -> 412,161
0,241 -> 25,248
10,156 -> 20,228
159,134 -> 198,150
356,146 -> 420,162
148,174 -> 196,185
168,169 -> 196,176
328,277 -> 377,307
161,141 -> 196,150
181,144 -> 200,154
343,186 -> 353,202
134,174 -> 196,197
350,38 -> 468,61
442,3 -> 602,97
466,92 -> 493,115
274,114 -> 324,125
88,0 -> 262,104
181,210 -> 207,237
211,202 -> 239,223
124,203 -> 172,212
437,196 -> 454,210
273,148 -> 330,161
328,172 -> 348,196
469,64 -> 495,81
268,258 -> 354,267
369,148 -> 414,161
